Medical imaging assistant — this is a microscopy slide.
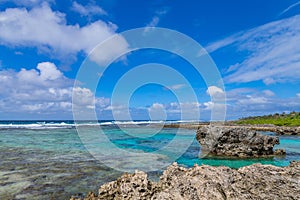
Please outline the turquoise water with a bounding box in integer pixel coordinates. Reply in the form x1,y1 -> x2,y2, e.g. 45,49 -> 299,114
0,122 -> 300,199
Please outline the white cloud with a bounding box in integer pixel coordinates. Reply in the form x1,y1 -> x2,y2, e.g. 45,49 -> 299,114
149,103 -> 164,110
72,87 -> 96,109
146,16 -> 160,27
165,84 -> 186,90
238,95 -> 268,104
206,86 -> 225,101
37,62 -> 63,81
297,93 -> 300,98
263,90 -> 275,97
0,4 -> 128,64
262,78 -> 276,85
0,62 -> 109,117
148,103 -> 166,120
203,101 -> 213,110
203,101 -> 225,110
144,17 -> 160,33
226,63 -> 240,73
0,0 -> 54,7
205,32 -> 240,53
102,104 -> 133,120
71,1 -> 107,17
165,102 -> 201,120
144,8 -> 169,32
89,34 -> 129,66
207,14 -> 300,85
221,87 -> 300,119
279,1 -> 300,16
206,86 -> 224,96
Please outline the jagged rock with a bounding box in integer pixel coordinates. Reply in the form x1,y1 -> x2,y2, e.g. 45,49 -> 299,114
275,126 -> 300,135
234,125 -> 300,135
71,161 -> 300,200
274,148 -> 286,156
98,170 -> 154,200
196,125 -> 284,158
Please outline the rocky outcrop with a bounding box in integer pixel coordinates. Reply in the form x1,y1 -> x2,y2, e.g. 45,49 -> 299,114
164,123 -> 300,135
226,124 -> 300,135
70,161 -> 300,200
196,126 -> 285,158
272,126 -> 300,135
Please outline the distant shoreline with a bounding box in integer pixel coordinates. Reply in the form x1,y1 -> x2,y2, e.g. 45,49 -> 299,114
164,122 -> 300,135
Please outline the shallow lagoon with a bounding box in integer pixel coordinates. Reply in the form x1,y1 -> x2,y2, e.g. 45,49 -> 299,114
1,123 -> 299,199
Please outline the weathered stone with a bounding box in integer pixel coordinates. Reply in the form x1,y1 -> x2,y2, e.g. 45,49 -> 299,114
274,148 -> 286,156
196,125 -> 283,158
71,161 -> 300,200
98,170 -> 153,200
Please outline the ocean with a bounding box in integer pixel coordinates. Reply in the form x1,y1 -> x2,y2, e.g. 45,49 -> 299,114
0,120 -> 299,199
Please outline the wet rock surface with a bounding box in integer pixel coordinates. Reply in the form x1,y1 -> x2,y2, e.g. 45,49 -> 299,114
196,126 -> 285,158
71,161 -> 300,200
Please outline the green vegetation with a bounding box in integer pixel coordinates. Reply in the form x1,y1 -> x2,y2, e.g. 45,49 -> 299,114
236,111 -> 300,126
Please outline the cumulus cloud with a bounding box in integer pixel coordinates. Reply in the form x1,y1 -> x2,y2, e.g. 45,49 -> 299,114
297,93 -> 300,98
0,62 -> 109,118
0,4 -> 128,65
101,104 -> 133,120
71,1 -> 107,17
37,62 -> 63,80
157,102 -> 201,120
263,90 -> 275,97
203,101 -> 225,110
72,87 -> 96,109
220,87 -> 300,119
148,103 -> 166,120
206,14 -> 300,85
89,34 -> 129,66
206,86 -> 225,101
0,63 -> 71,115
0,0 -> 54,7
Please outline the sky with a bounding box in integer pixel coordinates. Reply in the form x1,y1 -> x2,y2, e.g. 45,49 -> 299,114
0,0 -> 300,120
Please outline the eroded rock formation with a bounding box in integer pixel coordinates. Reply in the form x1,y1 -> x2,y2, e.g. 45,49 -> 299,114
71,161 -> 300,200
196,126 -> 285,158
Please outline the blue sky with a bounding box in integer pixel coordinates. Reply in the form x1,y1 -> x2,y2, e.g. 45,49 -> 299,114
0,0 -> 300,120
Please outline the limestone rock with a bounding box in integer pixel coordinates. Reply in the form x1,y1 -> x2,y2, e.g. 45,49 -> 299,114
196,125 -> 284,158
274,148 -> 286,155
98,170 -> 153,200
71,161 -> 300,200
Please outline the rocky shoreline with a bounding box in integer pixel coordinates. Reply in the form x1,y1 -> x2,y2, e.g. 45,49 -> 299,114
235,124 -> 300,135
164,123 -> 300,135
71,161 -> 300,200
70,124 -> 299,199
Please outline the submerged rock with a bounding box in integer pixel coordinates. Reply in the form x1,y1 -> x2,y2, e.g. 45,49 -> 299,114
196,125 -> 285,158
71,161 -> 300,200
